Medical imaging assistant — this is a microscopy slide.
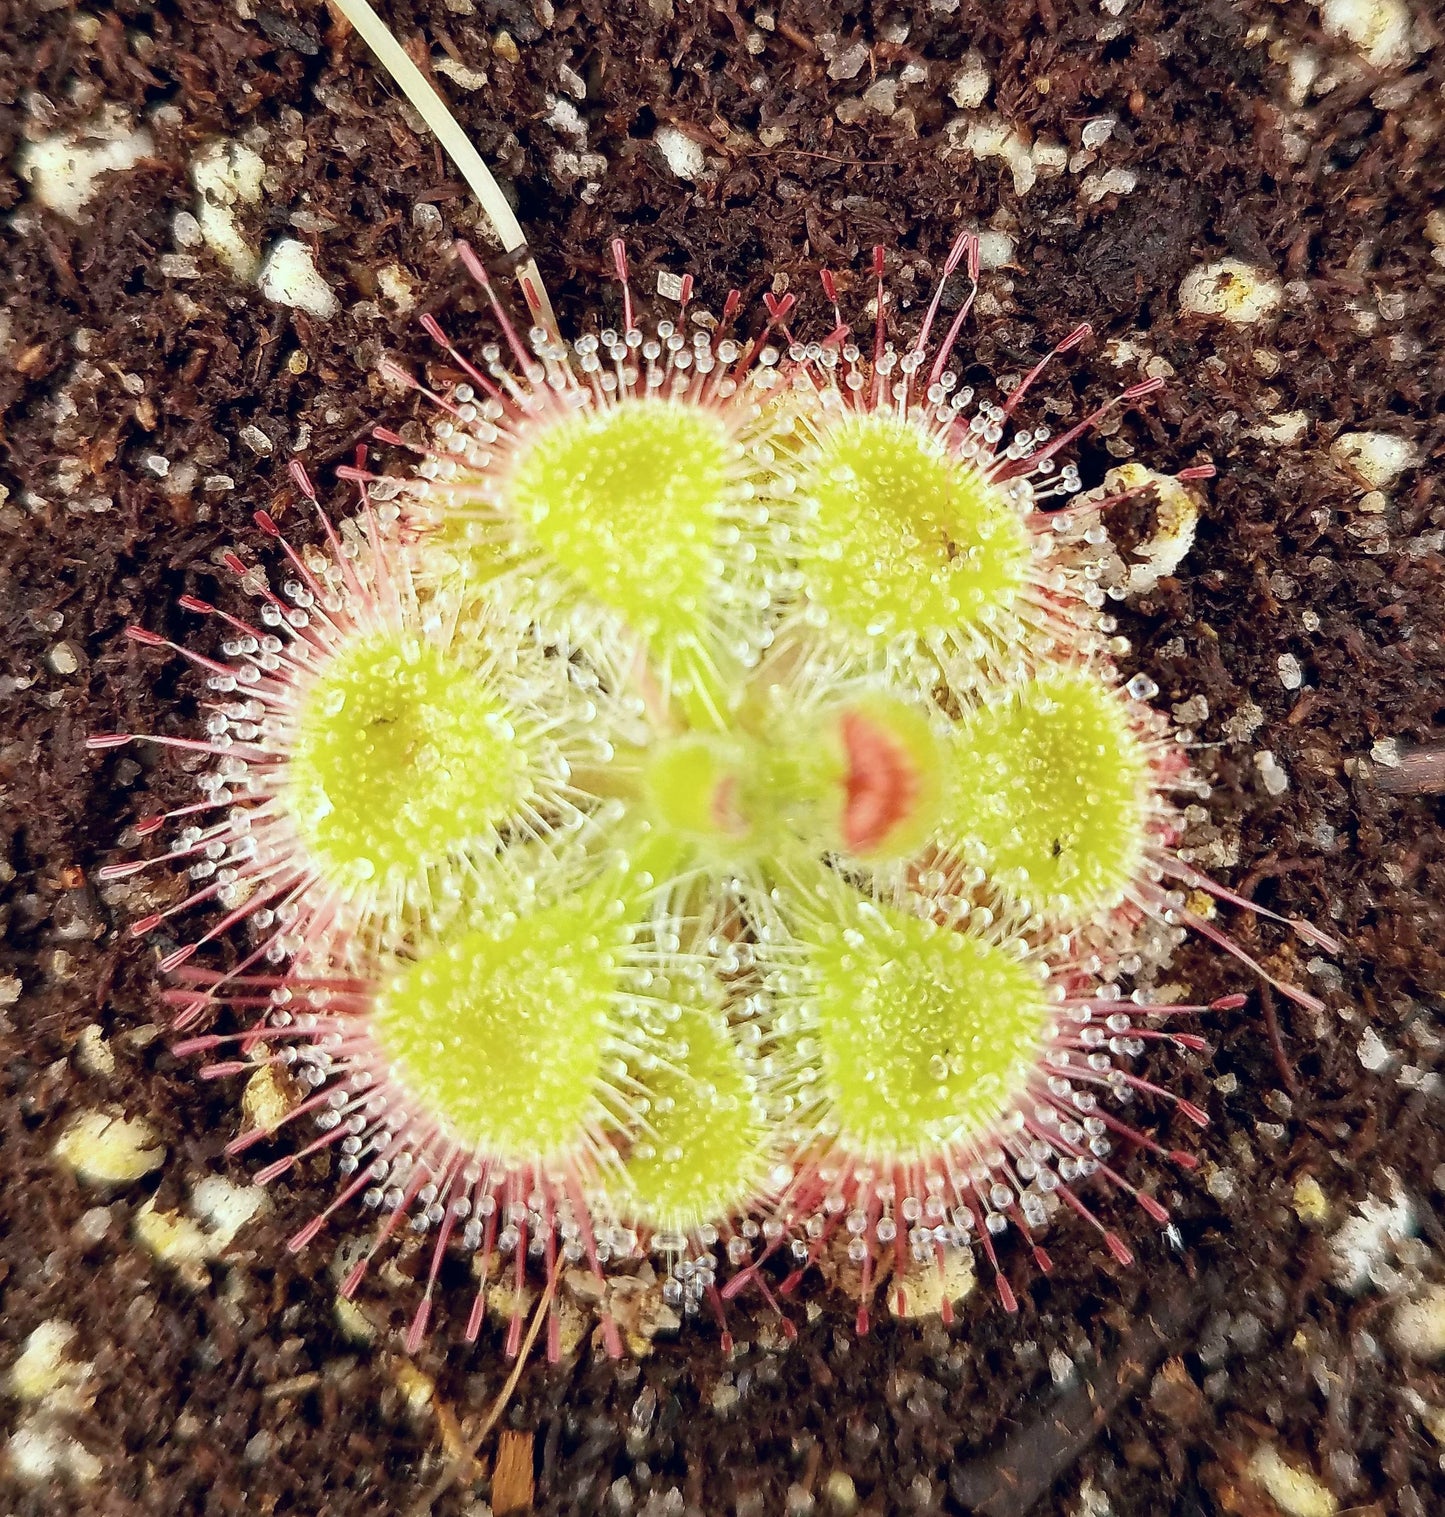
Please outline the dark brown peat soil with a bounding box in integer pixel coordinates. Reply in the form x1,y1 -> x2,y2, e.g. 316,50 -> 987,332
2,2 -> 1444,1514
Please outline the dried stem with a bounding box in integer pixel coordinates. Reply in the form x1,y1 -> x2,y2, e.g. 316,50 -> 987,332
408,1269 -> 559,1516
327,0 -> 558,337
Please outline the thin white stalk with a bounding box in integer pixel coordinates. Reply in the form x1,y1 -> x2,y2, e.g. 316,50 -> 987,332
328,0 -> 558,336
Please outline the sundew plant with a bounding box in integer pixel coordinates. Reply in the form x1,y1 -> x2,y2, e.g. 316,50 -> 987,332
89,4 -> 1337,1362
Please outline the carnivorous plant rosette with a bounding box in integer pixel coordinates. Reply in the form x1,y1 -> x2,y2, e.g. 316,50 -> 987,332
91,234 -> 1336,1355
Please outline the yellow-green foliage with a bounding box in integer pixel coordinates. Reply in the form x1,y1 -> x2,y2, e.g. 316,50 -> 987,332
121,296 -> 1219,1310
935,669 -> 1151,923
285,631 -> 534,897
794,410 -> 1033,662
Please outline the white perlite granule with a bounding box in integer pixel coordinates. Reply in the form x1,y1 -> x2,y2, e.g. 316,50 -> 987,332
1179,259 -> 1283,325
17,107 -> 154,221
654,125 -> 706,181
256,238 -> 340,319
1253,750 -> 1290,796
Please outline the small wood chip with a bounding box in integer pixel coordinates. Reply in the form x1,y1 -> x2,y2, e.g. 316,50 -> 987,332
1375,739 -> 1445,796
491,1429 -> 534,1514
262,1373 -> 322,1401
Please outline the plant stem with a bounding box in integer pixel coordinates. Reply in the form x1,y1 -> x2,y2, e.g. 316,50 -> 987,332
327,0 -> 559,337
